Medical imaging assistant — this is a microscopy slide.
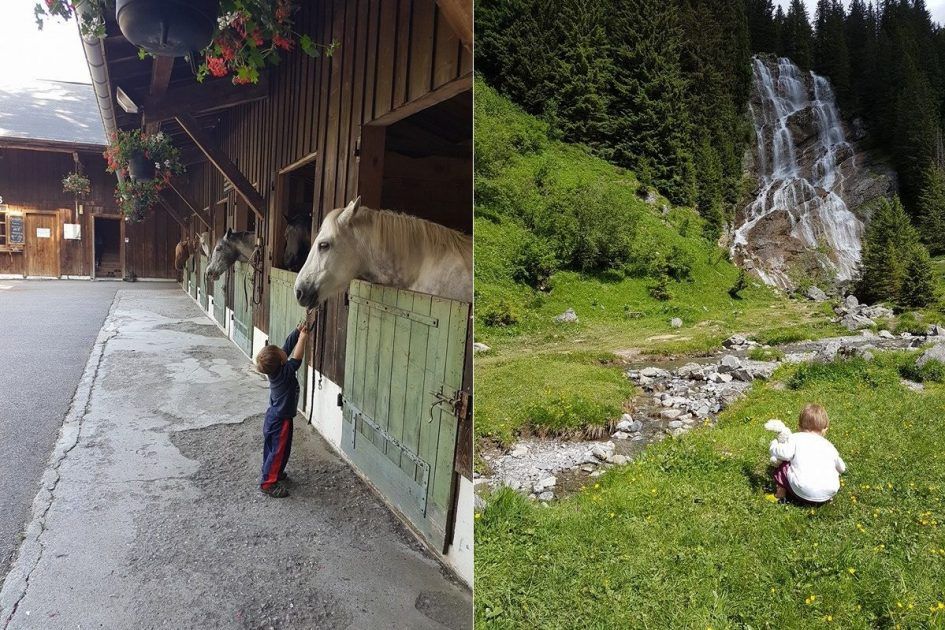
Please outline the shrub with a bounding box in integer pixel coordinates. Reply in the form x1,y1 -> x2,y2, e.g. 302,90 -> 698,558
511,237 -> 558,291
483,300 -> 520,327
894,311 -> 926,336
525,394 -> 619,437
748,347 -> 785,362
899,359 -> 945,383
649,274 -> 672,301
728,269 -> 748,299
788,358 -> 878,390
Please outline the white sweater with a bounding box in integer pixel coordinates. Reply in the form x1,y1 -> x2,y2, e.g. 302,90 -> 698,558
770,431 -> 846,502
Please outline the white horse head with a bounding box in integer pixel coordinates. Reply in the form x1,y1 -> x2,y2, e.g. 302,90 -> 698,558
294,197 -> 472,308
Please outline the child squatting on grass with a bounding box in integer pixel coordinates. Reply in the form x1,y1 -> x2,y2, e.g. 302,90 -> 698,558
768,403 -> 846,504
254,322 -> 310,498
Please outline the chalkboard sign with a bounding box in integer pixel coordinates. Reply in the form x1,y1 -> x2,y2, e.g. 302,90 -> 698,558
9,215 -> 24,246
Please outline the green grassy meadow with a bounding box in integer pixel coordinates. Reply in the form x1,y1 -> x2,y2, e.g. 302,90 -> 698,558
475,354 -> 945,628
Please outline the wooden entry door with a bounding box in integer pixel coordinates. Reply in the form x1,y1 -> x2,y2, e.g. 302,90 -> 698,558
341,280 -> 470,552
269,268 -> 308,414
25,214 -> 59,277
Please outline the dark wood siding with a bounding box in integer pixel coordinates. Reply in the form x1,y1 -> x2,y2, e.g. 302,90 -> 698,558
0,147 -> 176,278
173,0 -> 470,384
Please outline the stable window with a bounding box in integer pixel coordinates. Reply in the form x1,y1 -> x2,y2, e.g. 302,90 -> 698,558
272,156 -> 316,272
0,210 -> 6,247
358,90 -> 472,234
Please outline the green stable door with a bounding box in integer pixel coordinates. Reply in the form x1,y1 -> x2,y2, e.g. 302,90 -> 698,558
341,280 -> 470,552
268,267 -> 308,415
231,261 -> 254,358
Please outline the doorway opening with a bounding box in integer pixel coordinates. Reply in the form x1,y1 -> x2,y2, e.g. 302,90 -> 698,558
94,217 -> 121,279
273,161 -> 316,272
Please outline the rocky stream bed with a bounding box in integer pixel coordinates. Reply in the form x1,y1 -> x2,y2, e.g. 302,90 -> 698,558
477,300 -> 945,505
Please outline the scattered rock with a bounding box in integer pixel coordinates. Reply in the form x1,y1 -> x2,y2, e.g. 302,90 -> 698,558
554,308 -> 579,324
844,295 -> 859,310
611,431 -> 631,441
806,286 -> 828,301
840,313 -> 874,331
901,379 -> 925,392
533,476 -> 557,493
916,342 -> 945,369
670,317 -> 683,329
473,342 -> 491,354
927,324 -> 944,337
611,454 -> 628,466
537,491 -> 554,502
660,409 -> 683,420
814,342 -> 840,363
878,330 -> 894,339
510,445 -> 529,459
719,355 -> 742,373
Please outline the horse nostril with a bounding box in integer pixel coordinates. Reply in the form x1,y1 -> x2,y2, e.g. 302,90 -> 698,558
295,289 -> 304,302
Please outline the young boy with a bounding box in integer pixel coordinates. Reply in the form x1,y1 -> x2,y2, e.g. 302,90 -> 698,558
254,322 -> 309,498
770,403 -> 847,504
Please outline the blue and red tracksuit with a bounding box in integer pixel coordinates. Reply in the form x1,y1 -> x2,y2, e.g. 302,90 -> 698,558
260,329 -> 301,489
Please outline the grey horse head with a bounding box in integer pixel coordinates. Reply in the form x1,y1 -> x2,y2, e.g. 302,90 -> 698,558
205,228 -> 254,282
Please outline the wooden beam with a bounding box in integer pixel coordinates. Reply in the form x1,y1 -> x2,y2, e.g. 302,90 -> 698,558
158,196 -> 187,228
144,57 -> 175,134
174,113 -> 266,221
278,151 -> 318,175
142,75 -> 269,126
0,138 -> 106,154
166,182 -> 212,230
435,0 -> 472,50
369,73 -> 471,128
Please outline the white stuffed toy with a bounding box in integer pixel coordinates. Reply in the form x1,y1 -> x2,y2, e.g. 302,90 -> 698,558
764,419 -> 792,464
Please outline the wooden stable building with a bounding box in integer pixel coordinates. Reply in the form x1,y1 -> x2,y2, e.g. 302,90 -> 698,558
0,80 -> 177,280
82,0 -> 473,583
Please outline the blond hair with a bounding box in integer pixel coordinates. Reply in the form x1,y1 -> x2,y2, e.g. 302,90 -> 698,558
798,403 -> 829,432
255,345 -> 286,377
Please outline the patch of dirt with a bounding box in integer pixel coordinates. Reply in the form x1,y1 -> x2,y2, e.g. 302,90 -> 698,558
155,320 -> 222,337
126,416 -> 470,629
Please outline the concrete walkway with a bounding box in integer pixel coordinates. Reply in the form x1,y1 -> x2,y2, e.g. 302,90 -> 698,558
0,289 -> 471,629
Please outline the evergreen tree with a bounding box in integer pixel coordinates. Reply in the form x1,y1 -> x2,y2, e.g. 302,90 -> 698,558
782,0 -> 814,68
746,0 -> 777,53
606,0 -> 695,205
918,160 -> 945,256
901,244 -> 937,307
857,197 -> 935,306
814,0 -> 851,109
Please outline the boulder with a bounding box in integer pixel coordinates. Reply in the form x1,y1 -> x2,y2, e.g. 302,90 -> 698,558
677,362 -> 704,379
660,408 -> 683,420
537,491 -> 554,502
814,342 -> 840,363
473,342 -> 491,354
805,286 -> 828,301
840,313 -> 873,331
616,415 -> 634,432
670,317 -> 683,329
640,366 -> 669,379
844,295 -> 860,310
723,334 -> 748,348
916,342 -> 945,369
533,476 -> 557,493
878,330 -> 894,339
719,355 -> 742,373
554,308 -> 579,324
927,324 -> 945,337
862,305 -> 894,319
611,454 -> 628,465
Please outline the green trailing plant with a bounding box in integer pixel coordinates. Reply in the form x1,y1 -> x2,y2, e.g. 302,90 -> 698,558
728,268 -> 748,299
62,171 -> 91,198
104,130 -> 184,221
34,0 -> 107,38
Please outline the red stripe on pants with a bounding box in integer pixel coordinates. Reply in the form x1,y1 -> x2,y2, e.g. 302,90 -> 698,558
263,419 -> 291,487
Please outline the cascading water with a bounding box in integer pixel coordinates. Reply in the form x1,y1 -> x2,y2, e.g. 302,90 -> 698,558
733,56 -> 865,289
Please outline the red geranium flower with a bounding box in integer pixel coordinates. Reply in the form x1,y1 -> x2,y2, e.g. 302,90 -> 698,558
207,56 -> 229,77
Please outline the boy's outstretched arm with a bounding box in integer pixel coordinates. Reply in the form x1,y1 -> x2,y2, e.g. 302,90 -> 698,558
282,327 -> 301,355
287,323 -> 309,365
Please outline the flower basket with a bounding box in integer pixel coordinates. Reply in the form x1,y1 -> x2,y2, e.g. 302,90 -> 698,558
33,0 -> 336,84
127,150 -> 156,182
116,0 -> 218,57
104,130 -> 184,221
62,171 -> 92,197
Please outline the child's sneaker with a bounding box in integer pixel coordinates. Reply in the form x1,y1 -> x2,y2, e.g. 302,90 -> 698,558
260,482 -> 289,498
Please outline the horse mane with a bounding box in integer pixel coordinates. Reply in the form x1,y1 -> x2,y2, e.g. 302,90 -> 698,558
355,208 -> 469,258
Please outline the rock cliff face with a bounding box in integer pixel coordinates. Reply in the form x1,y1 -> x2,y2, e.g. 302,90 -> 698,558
732,55 -> 896,290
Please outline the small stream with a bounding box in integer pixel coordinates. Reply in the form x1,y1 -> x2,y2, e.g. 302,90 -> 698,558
477,331 -> 929,502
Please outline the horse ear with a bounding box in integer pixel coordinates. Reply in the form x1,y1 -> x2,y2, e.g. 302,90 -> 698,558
338,196 -> 362,227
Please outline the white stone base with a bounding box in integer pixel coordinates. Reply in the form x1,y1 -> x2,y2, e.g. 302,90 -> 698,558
445,476 -> 474,587
308,369 -> 343,449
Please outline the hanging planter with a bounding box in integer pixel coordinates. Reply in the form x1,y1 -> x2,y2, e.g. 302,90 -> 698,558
115,0 -> 218,57
33,0 -> 337,83
104,130 -> 184,221
127,150 -> 156,182
62,171 -> 92,197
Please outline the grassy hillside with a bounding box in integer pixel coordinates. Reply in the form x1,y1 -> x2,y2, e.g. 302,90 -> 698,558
474,80 -> 841,445
475,353 -> 945,628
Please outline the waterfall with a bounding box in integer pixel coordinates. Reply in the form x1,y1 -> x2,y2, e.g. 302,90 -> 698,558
733,56 -> 864,289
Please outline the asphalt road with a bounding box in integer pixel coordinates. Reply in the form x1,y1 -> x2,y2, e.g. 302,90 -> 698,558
0,280 -> 174,578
